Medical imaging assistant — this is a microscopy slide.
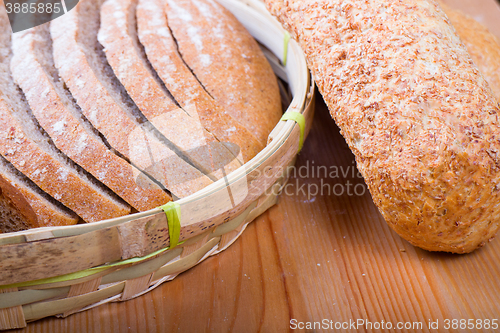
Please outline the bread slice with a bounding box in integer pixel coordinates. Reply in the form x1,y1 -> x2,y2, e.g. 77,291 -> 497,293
10,24 -> 171,212
103,0 -> 263,165
164,0 -> 282,146
0,155 -> 79,233
99,0 -> 247,185
440,2 -> 500,103
50,0 -> 214,198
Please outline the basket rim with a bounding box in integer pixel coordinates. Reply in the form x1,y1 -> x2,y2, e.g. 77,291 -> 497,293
0,0 -> 311,245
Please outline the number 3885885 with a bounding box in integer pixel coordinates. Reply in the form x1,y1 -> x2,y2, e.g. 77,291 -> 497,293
5,2 -> 61,14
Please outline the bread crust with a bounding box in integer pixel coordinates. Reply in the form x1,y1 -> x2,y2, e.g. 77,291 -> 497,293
440,2 -> 500,103
265,0 -> 500,253
10,26 -> 171,212
165,0 -> 282,146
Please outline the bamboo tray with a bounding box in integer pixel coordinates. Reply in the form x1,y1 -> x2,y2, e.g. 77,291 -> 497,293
0,0 -> 315,329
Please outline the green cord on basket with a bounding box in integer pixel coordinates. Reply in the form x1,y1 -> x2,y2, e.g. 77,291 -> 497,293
0,203 -> 183,290
160,201 -> 181,248
283,31 -> 291,66
281,111 -> 305,153
0,244 -> 172,289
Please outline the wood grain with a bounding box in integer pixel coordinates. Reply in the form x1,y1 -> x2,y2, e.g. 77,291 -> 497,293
7,0 -> 500,331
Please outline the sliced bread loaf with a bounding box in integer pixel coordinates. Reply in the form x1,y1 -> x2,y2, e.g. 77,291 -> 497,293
50,0 -> 214,198
104,0 -> 264,164
0,155 -> 79,233
0,6 -> 130,222
99,0 -> 242,182
10,24 -> 171,212
164,0 -> 282,146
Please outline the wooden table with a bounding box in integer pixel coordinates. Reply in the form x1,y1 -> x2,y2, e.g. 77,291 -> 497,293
11,0 -> 500,331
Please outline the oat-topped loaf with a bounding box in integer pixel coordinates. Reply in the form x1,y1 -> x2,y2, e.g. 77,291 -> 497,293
0,0 -> 281,232
264,0 -> 500,253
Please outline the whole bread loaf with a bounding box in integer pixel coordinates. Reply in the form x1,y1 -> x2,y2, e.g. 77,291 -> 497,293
0,0 -> 281,231
264,0 -> 500,253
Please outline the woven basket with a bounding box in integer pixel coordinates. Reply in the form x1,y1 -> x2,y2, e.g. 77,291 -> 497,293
0,0 -> 314,329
